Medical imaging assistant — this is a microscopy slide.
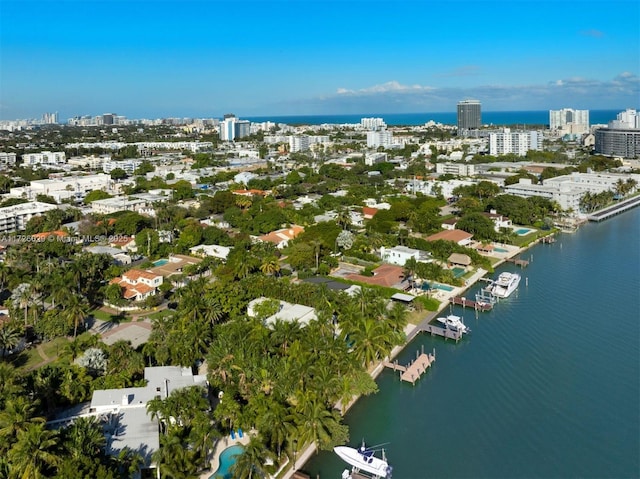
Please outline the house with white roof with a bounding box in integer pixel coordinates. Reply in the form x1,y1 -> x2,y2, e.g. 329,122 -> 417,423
88,366 -> 207,477
247,297 -> 318,328
380,246 -> 431,266
189,244 -> 232,261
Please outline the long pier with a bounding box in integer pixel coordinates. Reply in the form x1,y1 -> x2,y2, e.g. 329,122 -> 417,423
421,323 -> 463,341
383,347 -> 436,385
587,195 -> 640,222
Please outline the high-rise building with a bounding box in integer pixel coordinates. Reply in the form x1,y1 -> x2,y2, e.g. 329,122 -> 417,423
42,112 -> 58,124
549,108 -> 589,132
219,114 -> 250,141
102,113 -> 116,125
360,117 -> 386,130
457,100 -> 481,134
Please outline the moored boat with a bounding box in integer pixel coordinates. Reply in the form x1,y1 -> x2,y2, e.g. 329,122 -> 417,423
436,314 -> 470,334
490,271 -> 521,298
334,442 -> 393,479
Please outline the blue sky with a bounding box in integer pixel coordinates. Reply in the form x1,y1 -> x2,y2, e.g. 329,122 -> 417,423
1,0 -> 638,120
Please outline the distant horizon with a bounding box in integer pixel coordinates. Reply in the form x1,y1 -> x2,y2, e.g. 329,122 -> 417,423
1,108 -> 634,124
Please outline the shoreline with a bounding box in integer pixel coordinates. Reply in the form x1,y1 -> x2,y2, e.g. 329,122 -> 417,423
287,234 -> 548,478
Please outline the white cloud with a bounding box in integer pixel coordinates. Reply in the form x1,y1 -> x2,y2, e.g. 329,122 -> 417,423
336,80 -> 435,96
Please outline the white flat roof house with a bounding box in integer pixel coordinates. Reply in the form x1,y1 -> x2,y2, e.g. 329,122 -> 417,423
0,201 -> 58,234
89,366 -> 207,476
247,297 -> 318,328
380,245 -> 431,266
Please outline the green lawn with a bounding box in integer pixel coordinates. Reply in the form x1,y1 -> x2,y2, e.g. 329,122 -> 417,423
13,337 -> 69,371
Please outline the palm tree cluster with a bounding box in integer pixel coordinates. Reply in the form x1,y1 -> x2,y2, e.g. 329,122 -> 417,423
0,362 -> 142,478
204,282 -> 407,474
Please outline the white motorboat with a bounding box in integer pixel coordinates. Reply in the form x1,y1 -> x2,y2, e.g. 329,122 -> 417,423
334,442 -> 393,478
436,314 -> 470,334
490,272 -> 521,298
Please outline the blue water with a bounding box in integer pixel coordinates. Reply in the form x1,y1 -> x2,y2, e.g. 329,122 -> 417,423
494,247 -> 509,253
210,445 -> 244,479
153,259 -> 168,266
515,228 -> 535,235
304,207 -> 640,478
246,110 -> 621,127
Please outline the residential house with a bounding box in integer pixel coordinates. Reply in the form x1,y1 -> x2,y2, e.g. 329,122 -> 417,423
87,366 -> 207,478
257,225 -> 304,249
110,269 -> 163,301
189,244 -> 232,261
380,246 -> 431,266
483,209 -> 512,231
426,229 -> 474,246
247,297 -> 317,328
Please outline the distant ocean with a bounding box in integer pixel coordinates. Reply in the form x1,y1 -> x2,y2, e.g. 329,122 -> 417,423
245,110 -> 622,127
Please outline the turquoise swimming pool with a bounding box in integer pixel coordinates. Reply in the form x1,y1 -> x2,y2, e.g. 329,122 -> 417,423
153,259 -> 168,266
452,267 -> 466,278
422,282 -> 455,292
210,445 -> 244,479
494,247 -> 509,253
514,228 -> 535,236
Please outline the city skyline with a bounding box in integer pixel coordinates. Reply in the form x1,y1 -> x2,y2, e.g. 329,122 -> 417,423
1,0 -> 638,120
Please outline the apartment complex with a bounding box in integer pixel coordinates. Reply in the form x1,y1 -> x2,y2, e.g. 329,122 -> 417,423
360,117 -> 387,130
367,129 -> 394,148
549,108 -> 589,133
489,129 -> 542,156
0,152 -> 17,168
0,201 -> 58,234
21,151 -> 66,166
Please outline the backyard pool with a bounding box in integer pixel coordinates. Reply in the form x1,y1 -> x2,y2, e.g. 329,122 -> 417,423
494,247 -> 509,253
452,267 -> 466,278
210,445 -> 244,479
514,227 -> 536,236
153,259 -> 168,266
422,282 -> 455,292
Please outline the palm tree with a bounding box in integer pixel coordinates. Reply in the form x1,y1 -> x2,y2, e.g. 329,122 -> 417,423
7,422 -> 60,479
64,293 -> 89,338
335,208 -> 352,230
231,436 -> 272,479
0,396 -> 45,444
61,416 -> 106,461
0,322 -> 22,358
260,256 -> 281,277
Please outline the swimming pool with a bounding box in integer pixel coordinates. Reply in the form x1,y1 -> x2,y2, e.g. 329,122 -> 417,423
494,247 -> 509,253
422,282 -> 455,292
210,445 -> 244,479
452,267 -> 466,278
153,259 -> 168,266
514,228 -> 535,236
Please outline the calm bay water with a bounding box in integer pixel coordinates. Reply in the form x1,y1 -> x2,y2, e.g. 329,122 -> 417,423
246,110 -> 622,127
304,208 -> 640,479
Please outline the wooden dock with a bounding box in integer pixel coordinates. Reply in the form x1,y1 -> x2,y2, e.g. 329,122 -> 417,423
451,296 -> 493,311
506,257 -> 529,267
421,323 -> 463,341
383,347 -> 436,385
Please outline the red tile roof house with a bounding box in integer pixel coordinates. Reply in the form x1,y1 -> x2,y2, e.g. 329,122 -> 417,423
257,225 -> 304,249
110,269 -> 163,301
345,264 -> 411,291
362,207 -> 379,220
426,229 -> 474,246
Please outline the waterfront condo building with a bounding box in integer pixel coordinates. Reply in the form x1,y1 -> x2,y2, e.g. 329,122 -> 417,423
489,128 -> 542,156
360,117 -> 387,130
594,109 -> 640,158
457,100 -> 482,134
549,108 -> 589,134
